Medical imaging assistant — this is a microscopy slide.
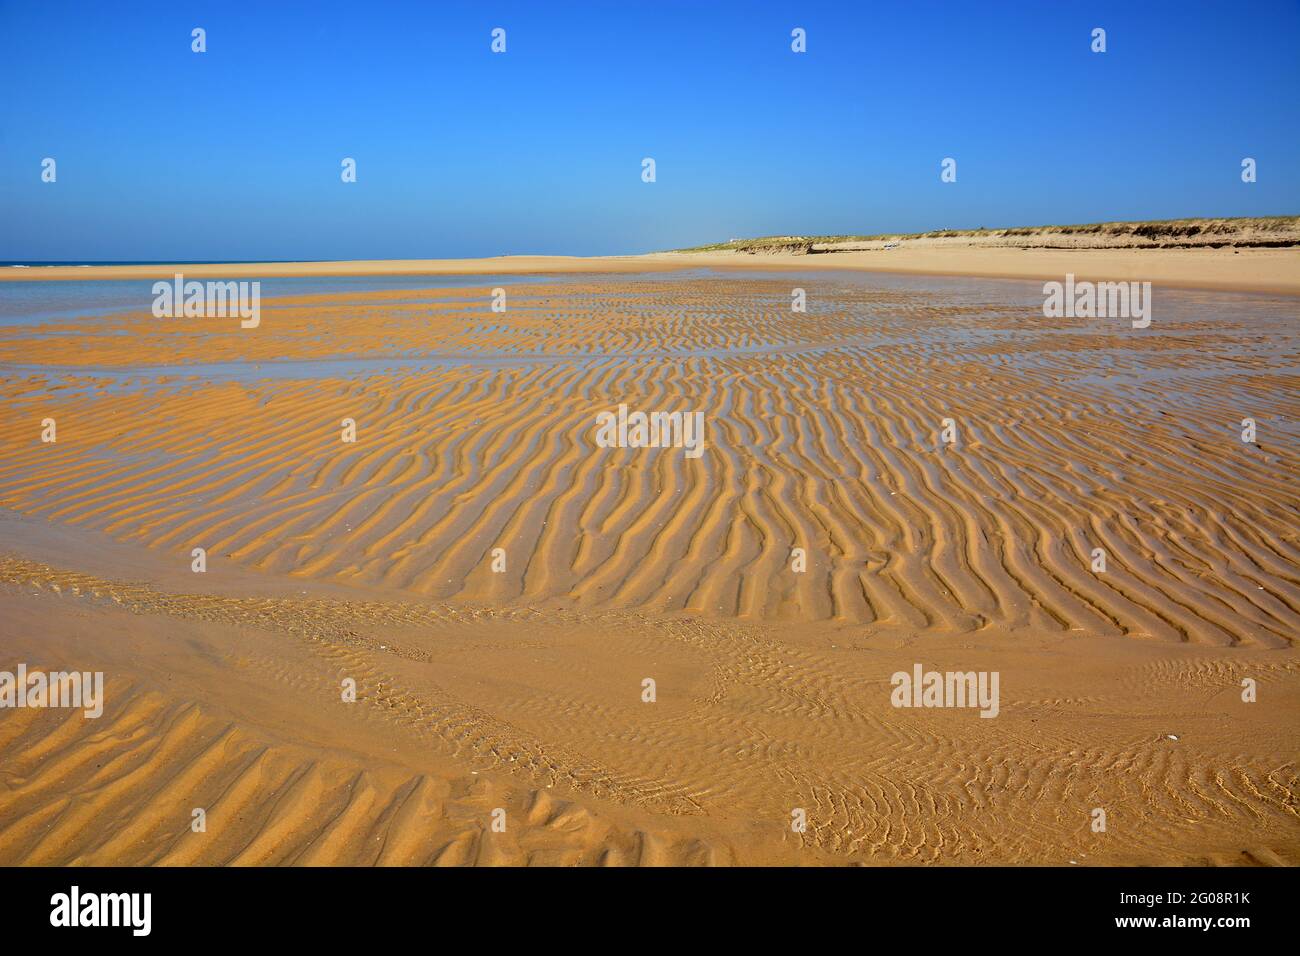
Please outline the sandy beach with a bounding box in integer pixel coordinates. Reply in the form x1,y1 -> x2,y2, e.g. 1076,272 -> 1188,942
1,264 -> 1297,865
4,241 -> 1300,297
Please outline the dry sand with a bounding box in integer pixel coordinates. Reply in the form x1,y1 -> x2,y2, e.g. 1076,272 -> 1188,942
0,269 -> 1297,865
680,246 -> 1300,296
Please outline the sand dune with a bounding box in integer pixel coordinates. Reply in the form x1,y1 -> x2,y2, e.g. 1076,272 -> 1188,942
1,271 -> 1297,864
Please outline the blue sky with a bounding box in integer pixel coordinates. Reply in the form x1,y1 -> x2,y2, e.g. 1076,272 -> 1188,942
1,0 -> 1297,261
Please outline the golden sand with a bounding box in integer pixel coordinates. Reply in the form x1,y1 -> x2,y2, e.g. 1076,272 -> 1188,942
0,272 -> 1297,865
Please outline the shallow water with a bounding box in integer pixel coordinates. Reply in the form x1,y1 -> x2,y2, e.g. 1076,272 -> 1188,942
0,273 -> 553,326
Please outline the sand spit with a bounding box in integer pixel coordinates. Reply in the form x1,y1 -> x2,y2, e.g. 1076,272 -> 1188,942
1,273 -> 1297,865
2,218 -> 1298,295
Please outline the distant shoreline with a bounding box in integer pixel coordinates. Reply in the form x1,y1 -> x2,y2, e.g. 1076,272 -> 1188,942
3,216 -> 1298,295
3,247 -> 1297,296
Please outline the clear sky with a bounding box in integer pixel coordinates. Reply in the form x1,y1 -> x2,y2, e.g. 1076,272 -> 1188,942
2,0 -> 1297,261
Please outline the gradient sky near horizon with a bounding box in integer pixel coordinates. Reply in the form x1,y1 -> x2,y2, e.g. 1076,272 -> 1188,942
2,0 -> 1298,262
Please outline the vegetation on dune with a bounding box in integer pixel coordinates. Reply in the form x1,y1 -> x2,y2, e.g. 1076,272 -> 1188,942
671,216 -> 1300,254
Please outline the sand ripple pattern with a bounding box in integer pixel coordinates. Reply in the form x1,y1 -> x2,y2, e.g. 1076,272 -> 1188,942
3,557 -> 1297,865
1,278 -> 1297,645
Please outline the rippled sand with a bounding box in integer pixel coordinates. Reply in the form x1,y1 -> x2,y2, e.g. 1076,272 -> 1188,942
1,273 -> 1297,865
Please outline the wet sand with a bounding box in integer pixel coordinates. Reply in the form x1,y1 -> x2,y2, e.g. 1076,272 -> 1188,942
0,272 -> 1297,865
